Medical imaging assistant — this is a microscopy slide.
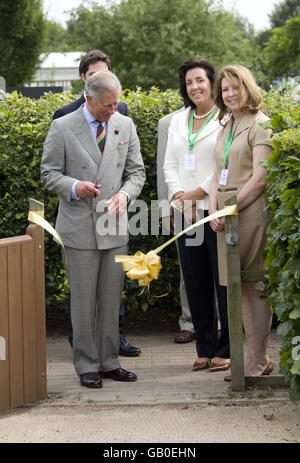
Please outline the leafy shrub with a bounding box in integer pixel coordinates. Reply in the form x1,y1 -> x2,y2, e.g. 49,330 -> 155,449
263,87 -> 300,401
0,88 -> 182,314
0,91 -> 74,306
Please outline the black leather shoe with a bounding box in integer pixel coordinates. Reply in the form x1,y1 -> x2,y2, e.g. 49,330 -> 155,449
101,368 -> 137,382
80,372 -> 102,388
119,339 -> 141,357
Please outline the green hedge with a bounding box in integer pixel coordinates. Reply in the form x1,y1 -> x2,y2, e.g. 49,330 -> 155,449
0,88 -> 182,314
0,92 -> 72,306
263,88 -> 300,402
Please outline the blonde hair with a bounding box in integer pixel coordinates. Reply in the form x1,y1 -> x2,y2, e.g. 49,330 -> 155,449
214,65 -> 262,124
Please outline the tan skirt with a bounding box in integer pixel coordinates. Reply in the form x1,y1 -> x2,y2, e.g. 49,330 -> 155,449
217,189 -> 271,286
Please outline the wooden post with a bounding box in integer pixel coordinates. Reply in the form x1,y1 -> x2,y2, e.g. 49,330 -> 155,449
0,199 -> 47,412
224,194 -> 245,391
29,198 -> 44,219
0,246 -> 9,412
27,199 -> 47,400
225,196 -> 287,390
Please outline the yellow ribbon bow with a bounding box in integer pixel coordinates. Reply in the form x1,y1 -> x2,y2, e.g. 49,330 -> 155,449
115,205 -> 238,290
115,250 -> 162,288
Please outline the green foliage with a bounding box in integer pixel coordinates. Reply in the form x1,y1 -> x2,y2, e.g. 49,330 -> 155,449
0,91 -> 76,306
42,20 -> 70,53
0,88 -> 183,314
262,88 -> 300,401
0,0 -> 45,86
263,14 -> 300,82
66,0 -> 261,90
269,0 -> 300,28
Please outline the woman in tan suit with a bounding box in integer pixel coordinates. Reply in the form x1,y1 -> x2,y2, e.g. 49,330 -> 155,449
209,65 -> 273,379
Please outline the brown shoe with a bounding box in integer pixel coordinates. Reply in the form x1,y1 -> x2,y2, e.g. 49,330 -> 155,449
192,358 -> 211,371
174,330 -> 196,344
209,359 -> 231,372
224,361 -> 274,382
261,360 -> 273,376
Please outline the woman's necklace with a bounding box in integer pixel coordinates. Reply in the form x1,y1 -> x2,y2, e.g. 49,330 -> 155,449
194,105 -> 215,119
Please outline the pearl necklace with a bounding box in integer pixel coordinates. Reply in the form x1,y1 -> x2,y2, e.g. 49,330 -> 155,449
193,105 -> 215,119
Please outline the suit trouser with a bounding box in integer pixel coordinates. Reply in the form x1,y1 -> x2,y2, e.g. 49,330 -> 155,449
177,211 -> 230,359
64,245 -> 126,376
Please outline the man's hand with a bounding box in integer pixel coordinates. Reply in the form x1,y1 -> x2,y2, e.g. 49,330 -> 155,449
106,192 -> 128,216
75,181 -> 101,198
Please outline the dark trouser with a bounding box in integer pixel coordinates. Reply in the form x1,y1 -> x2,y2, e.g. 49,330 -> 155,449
177,210 -> 230,359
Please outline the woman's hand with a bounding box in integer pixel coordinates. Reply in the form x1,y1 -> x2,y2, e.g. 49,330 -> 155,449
173,188 -> 206,213
209,209 -> 225,232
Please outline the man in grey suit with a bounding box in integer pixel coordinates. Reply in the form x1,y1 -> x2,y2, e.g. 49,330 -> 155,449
41,71 -> 145,388
157,111 -> 195,343
54,49 -> 141,358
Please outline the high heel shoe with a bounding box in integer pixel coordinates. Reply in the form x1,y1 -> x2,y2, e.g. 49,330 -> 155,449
209,358 -> 231,372
192,358 -> 211,371
224,360 -> 274,382
261,360 -> 273,376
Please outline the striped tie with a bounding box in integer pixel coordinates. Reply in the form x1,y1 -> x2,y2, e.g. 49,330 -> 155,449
96,123 -> 105,153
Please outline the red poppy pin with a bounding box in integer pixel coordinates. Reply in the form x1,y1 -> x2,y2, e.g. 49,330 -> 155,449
114,130 -> 119,135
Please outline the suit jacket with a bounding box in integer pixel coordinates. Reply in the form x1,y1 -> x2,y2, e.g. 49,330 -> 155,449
53,94 -> 128,119
156,108 -> 184,218
163,107 -> 221,210
41,107 -> 145,250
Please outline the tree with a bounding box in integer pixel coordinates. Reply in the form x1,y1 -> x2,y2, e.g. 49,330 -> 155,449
263,14 -> 300,82
42,20 -> 69,53
269,0 -> 300,28
0,0 -> 45,86
66,0 -> 261,90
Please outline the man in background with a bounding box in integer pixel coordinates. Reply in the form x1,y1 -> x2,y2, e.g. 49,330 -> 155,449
157,110 -> 196,344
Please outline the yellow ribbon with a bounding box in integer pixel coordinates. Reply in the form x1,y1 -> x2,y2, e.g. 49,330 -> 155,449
115,250 -> 162,288
28,210 -> 68,266
115,205 -> 238,289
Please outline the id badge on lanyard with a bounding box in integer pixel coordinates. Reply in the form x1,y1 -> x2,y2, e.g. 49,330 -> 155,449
187,108 -> 215,173
219,119 -> 240,186
219,168 -> 229,186
185,152 -> 196,171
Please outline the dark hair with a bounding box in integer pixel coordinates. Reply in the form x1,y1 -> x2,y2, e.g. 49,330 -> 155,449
79,50 -> 111,76
178,58 -> 217,108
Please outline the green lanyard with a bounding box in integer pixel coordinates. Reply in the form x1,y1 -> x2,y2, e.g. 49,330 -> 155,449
188,108 -> 216,151
223,118 -> 240,167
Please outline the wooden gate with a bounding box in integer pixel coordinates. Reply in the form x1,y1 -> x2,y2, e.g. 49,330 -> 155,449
0,211 -> 47,412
